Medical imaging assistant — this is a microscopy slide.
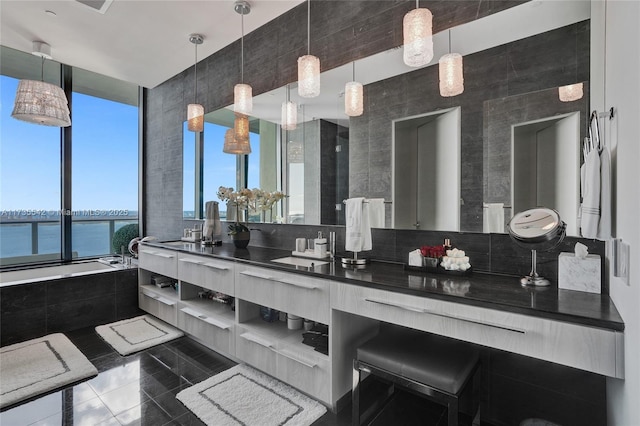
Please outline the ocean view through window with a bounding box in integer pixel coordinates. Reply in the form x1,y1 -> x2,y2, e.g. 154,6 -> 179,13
1,48 -> 139,266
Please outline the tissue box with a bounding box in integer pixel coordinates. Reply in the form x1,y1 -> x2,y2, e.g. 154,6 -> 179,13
558,253 -> 601,294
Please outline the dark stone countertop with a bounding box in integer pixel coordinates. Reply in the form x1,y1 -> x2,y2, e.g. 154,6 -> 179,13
142,241 -> 625,332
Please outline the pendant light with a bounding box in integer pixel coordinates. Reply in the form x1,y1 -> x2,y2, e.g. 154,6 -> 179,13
439,30 -> 464,97
11,41 -> 71,127
345,62 -> 363,117
558,83 -> 583,102
187,34 -> 204,132
281,84 -> 297,130
403,0 -> 433,67
298,0 -> 320,98
234,1 -> 253,114
223,113 -> 252,155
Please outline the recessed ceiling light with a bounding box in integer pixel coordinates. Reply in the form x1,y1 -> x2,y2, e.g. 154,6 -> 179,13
45,10 -> 57,17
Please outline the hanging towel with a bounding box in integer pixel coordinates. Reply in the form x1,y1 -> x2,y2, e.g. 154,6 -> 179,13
580,148 -> 600,238
597,146 -> 611,240
368,198 -> 385,228
482,203 -> 504,233
345,198 -> 372,252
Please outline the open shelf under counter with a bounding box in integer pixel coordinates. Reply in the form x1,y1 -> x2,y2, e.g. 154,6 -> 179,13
179,298 -> 235,326
139,283 -> 179,303
238,316 -> 329,362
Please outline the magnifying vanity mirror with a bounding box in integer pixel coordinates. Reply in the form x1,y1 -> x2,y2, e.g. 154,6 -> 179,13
507,207 -> 567,286
182,0 -> 591,239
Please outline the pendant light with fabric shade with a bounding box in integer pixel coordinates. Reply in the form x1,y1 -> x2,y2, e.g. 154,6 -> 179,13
439,30 -> 464,97
281,84 -> 297,130
558,83 -> 583,102
223,113 -> 252,155
234,1 -> 253,115
187,34 -> 204,132
298,0 -> 320,98
345,62 -> 363,117
403,0 -> 433,67
11,41 -> 71,127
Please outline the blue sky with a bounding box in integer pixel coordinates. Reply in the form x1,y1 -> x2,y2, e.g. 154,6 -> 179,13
1,75 -> 139,211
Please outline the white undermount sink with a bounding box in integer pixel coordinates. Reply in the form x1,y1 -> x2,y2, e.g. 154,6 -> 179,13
271,256 -> 328,268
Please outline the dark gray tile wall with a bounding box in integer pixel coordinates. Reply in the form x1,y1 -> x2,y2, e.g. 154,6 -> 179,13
144,0 -> 526,239
217,221 -> 606,293
0,268 -> 141,346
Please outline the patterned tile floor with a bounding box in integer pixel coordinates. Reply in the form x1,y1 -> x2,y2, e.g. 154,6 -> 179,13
0,326 -> 453,425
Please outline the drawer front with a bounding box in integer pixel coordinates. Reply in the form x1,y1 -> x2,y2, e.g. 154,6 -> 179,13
275,344 -> 330,404
236,328 -> 277,375
178,254 -> 235,295
236,266 -> 330,324
139,288 -> 177,325
332,282 -> 622,378
139,246 -> 178,278
178,305 -> 234,356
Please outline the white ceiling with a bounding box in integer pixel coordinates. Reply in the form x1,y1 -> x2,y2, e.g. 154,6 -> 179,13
0,0 -> 303,88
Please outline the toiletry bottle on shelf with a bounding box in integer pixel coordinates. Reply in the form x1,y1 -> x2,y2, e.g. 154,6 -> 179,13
444,238 -> 451,253
315,231 -> 327,257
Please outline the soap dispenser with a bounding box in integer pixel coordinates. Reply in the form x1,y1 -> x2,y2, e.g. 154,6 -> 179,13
314,231 -> 327,257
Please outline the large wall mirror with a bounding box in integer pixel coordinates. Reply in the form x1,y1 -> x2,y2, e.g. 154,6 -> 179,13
183,0 -> 591,237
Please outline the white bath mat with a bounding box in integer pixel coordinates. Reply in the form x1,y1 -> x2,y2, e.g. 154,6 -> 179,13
0,333 -> 98,409
95,315 -> 183,356
177,364 -> 327,426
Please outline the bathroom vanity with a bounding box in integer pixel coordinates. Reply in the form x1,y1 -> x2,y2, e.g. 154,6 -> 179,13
137,241 -> 624,411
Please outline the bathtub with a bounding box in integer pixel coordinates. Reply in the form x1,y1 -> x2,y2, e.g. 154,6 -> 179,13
0,261 -> 122,287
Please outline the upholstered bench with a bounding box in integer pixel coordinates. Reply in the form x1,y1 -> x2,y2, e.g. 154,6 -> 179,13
352,326 -> 480,426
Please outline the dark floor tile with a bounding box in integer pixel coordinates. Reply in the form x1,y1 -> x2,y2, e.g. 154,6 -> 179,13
115,398 -> 173,426
139,368 -> 189,399
151,388 -> 190,419
87,356 -> 146,396
98,380 -> 150,416
166,411 -> 207,426
65,328 -> 116,360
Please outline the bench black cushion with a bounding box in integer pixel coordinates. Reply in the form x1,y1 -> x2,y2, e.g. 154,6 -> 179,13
357,326 -> 479,395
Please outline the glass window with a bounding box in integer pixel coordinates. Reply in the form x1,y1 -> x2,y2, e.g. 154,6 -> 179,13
72,68 -> 139,257
1,70 -> 62,265
0,46 -> 139,266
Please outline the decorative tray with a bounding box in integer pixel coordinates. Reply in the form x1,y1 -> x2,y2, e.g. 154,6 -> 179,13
291,250 -> 331,259
404,264 -> 473,276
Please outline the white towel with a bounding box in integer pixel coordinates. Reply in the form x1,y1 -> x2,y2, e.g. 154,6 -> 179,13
580,148 -> 600,238
597,146 -> 611,240
483,203 -> 504,233
368,198 -> 385,228
345,198 -> 372,252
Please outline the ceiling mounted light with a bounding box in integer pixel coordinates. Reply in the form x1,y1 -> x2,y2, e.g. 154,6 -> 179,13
439,30 -> 464,97
298,0 -> 320,98
403,0 -> 433,67
187,34 -> 204,132
234,1 -> 253,115
11,41 -> 71,127
558,83 -> 583,102
281,84 -> 297,131
345,62 -> 363,117
223,114 -> 252,155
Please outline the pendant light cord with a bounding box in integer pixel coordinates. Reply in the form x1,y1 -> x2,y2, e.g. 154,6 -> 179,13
241,12 -> 245,83
449,29 -> 451,54
416,0 -> 419,9
194,42 -> 198,103
307,0 -> 310,55
352,61 -> 355,81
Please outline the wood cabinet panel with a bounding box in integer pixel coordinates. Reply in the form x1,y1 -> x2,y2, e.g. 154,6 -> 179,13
331,282 -> 623,378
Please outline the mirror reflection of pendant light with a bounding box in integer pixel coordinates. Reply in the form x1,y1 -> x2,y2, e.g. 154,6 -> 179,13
403,0 -> 433,67
345,62 -> 363,117
298,0 -> 320,98
223,113 -> 252,155
11,41 -> 71,127
439,30 -> 464,97
187,34 -> 204,132
234,1 -> 252,114
558,83 -> 583,102
281,84 -> 297,130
